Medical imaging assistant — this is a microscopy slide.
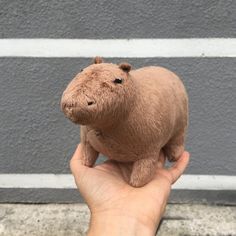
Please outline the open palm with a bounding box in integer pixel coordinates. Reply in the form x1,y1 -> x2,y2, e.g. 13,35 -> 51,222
70,144 -> 189,230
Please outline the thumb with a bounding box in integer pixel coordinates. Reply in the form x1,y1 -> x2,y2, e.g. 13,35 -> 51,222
168,151 -> 190,184
70,144 -> 88,183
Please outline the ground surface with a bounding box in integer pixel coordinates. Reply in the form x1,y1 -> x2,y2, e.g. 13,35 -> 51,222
0,204 -> 235,236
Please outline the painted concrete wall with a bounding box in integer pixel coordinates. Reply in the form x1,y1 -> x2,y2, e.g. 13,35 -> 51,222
0,0 -> 235,203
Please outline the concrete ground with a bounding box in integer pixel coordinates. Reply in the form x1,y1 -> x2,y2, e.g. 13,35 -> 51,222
0,204 -> 235,236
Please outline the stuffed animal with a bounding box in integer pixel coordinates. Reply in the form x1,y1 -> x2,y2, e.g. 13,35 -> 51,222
61,57 -> 188,187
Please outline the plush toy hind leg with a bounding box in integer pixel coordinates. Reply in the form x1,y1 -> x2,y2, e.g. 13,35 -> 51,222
163,131 -> 185,162
129,155 -> 159,187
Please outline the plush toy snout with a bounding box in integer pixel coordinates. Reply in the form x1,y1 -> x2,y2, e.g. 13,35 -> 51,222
61,91 -> 96,124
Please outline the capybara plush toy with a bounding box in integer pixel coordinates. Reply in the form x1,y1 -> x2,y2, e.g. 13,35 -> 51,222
61,57 -> 188,187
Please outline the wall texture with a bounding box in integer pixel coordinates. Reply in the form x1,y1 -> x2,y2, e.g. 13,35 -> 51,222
1,0 -> 236,38
0,0 -> 235,203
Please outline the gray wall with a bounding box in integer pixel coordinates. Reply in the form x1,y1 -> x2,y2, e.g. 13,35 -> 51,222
0,0 -> 235,203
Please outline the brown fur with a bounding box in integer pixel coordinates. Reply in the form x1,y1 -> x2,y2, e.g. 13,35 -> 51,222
61,58 -> 188,187
93,56 -> 103,64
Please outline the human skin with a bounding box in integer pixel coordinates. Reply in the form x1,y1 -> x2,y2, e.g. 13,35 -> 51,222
70,144 -> 190,236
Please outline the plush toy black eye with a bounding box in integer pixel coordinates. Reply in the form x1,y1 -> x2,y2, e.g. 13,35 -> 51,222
113,78 -> 123,84
80,69 -> 83,72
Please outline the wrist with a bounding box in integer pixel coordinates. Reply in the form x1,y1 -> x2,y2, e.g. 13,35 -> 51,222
87,211 -> 157,236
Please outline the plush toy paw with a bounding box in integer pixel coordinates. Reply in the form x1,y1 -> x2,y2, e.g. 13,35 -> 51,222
80,155 -> 94,167
129,176 -> 148,187
129,158 -> 157,187
129,169 -> 153,187
80,144 -> 98,167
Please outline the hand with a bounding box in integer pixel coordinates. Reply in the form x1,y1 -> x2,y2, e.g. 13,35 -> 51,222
70,144 -> 190,236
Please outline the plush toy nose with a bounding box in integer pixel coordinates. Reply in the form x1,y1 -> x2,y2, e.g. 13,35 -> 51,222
87,100 -> 95,106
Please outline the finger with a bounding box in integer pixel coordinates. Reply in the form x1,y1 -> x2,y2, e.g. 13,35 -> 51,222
70,143 -> 87,177
168,151 -> 190,184
157,151 -> 166,169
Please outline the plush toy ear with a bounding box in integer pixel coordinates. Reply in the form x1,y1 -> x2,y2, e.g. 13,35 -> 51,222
119,63 -> 131,73
93,56 -> 104,64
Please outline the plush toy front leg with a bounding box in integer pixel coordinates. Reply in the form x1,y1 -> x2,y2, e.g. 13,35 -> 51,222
80,142 -> 99,167
80,126 -> 99,167
129,157 -> 158,187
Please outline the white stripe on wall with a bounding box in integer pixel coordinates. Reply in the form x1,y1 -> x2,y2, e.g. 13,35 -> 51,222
0,174 -> 235,190
0,38 -> 236,58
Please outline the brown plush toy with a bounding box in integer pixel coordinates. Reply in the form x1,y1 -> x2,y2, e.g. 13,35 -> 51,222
61,57 -> 188,187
